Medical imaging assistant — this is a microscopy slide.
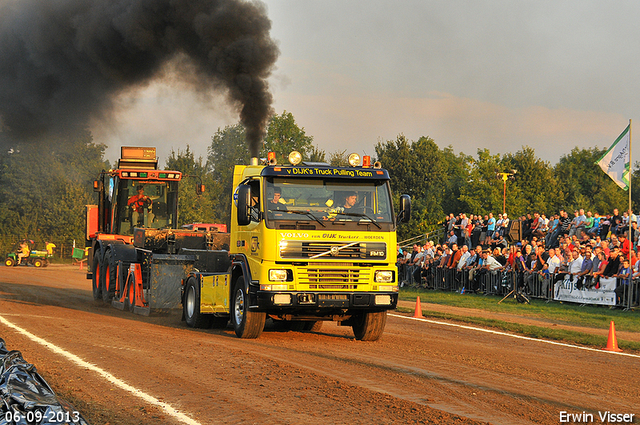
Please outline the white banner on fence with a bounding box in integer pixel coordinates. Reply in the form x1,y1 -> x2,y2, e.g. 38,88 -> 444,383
553,279 -> 616,306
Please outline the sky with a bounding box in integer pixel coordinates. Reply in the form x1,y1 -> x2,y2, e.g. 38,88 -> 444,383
96,0 -> 639,166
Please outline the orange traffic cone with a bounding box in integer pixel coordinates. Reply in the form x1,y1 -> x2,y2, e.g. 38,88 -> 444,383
413,296 -> 424,319
605,320 -> 622,352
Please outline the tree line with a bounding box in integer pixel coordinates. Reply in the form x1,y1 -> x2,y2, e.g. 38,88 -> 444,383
0,111 -> 637,253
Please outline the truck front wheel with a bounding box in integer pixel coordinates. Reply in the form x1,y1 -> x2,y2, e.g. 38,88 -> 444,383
5,257 -> 15,267
352,311 -> 387,341
231,276 -> 265,339
183,277 -> 212,328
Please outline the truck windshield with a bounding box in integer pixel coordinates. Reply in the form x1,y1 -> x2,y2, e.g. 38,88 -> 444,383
264,178 -> 394,229
115,179 -> 178,234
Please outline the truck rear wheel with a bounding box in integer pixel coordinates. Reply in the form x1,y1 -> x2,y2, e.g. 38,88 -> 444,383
352,311 -> 387,341
183,277 -> 212,328
92,254 -> 102,301
231,276 -> 265,339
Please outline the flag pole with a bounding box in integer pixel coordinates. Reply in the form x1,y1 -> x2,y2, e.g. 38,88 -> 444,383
628,119 -> 632,310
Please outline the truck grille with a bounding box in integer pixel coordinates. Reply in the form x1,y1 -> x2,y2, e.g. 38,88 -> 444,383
298,267 -> 371,286
280,241 -> 386,260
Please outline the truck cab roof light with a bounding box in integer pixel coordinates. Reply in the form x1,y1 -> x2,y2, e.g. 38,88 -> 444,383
348,153 -> 361,167
288,151 -> 302,165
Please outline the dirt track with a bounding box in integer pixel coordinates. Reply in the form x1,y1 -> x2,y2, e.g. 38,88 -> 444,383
0,265 -> 638,425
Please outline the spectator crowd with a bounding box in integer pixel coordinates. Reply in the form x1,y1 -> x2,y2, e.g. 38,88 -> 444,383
397,208 -> 640,308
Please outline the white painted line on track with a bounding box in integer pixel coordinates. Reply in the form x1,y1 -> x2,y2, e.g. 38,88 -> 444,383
0,315 -> 203,425
389,313 -> 640,359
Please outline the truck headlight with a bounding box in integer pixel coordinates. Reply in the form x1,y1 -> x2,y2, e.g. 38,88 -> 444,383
269,269 -> 288,281
374,270 -> 394,283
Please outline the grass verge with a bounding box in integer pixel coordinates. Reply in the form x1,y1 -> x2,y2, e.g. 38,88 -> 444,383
398,289 -> 640,352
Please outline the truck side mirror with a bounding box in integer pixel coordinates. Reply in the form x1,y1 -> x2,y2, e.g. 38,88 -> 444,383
236,184 -> 251,226
398,194 -> 411,223
93,180 -> 100,192
197,184 -> 205,195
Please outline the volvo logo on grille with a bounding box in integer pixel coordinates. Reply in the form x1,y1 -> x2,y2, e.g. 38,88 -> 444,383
330,246 -> 340,256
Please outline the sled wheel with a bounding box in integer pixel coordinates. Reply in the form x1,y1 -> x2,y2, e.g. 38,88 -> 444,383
92,254 -> 102,301
183,277 -> 213,328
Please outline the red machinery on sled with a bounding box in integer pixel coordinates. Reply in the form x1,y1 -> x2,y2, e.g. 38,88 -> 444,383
86,147 -> 228,315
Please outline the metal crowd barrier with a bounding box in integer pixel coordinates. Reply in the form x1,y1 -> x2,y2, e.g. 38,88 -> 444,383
412,267 -> 640,308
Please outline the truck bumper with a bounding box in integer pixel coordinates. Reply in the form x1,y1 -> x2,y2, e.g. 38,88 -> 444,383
254,291 -> 398,312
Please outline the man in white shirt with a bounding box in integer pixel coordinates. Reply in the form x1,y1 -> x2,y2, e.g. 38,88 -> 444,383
546,248 -> 561,274
457,245 -> 470,271
541,248 -> 561,298
568,250 -> 584,285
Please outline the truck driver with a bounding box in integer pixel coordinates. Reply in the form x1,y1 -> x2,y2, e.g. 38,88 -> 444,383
128,185 -> 153,226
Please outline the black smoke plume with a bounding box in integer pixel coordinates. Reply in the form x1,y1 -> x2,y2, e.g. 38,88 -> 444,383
0,0 -> 279,156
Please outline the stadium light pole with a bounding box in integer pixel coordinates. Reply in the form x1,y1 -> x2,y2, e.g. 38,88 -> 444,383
496,170 -> 517,215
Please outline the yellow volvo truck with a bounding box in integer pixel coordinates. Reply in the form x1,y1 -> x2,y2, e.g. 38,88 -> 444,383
183,151 -> 411,341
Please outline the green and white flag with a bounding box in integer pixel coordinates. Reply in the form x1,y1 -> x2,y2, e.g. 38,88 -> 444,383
597,124 -> 630,190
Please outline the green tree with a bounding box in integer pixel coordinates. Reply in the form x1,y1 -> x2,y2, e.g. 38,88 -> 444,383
166,146 -> 218,226
441,146 -> 471,216
502,146 -> 562,216
328,149 -> 348,167
554,147 -> 627,214
375,135 -> 451,239
207,124 -> 251,225
261,111 -> 314,164
0,128 -> 107,253
458,149 -> 505,215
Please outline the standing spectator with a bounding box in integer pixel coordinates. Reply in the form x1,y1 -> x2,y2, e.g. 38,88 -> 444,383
568,250 -> 584,286
583,211 -> 594,236
567,210 -> 580,238
457,245 -> 471,269
611,208 -> 622,236
447,244 -> 462,269
546,214 -> 560,247
592,251 -> 608,287
575,209 -> 588,239
576,251 -> 593,289
486,213 -> 496,240
447,231 -> 458,246
588,213 -> 601,236
495,214 -> 504,236
603,247 -> 622,277
614,258 -> 631,306
501,213 -> 510,236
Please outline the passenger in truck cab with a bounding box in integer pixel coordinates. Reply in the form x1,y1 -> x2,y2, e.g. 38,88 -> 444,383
128,185 -> 153,226
267,187 -> 287,211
